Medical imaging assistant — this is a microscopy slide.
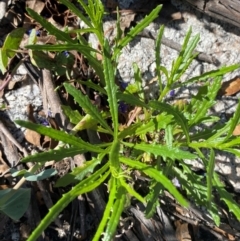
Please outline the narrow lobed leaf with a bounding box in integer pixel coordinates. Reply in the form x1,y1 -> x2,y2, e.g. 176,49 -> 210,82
123,142 -> 196,160
120,157 -> 188,207
103,39 -> 119,138
150,101 -> 190,143
55,158 -> 102,187
113,5 -> 162,58
15,120 -> 104,153
102,186 -> 126,241
64,82 -> 112,133
26,8 -> 75,44
21,146 -> 85,163
58,0 -> 93,28
93,177 -> 118,241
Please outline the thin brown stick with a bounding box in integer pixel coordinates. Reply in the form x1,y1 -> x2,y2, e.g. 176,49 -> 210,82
0,119 -> 28,159
139,29 -> 220,66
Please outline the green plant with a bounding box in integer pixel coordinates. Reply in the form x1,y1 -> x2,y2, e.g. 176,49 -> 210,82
2,0 -> 240,240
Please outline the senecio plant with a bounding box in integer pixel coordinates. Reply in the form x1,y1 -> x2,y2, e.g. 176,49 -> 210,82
3,0 -> 240,240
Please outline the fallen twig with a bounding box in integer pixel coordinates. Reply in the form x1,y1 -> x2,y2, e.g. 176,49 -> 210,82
139,29 -> 221,66
0,119 -> 28,161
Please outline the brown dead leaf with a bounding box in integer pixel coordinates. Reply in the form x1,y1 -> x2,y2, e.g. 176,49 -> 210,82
0,80 -> 5,98
233,124 -> 240,136
46,117 -> 59,149
7,80 -> 17,90
96,43 -> 103,61
26,104 -> 36,123
212,224 -> 236,240
171,11 -> 182,21
38,35 -> 57,45
41,135 -> 51,149
0,151 -> 10,175
26,0 -> 45,14
25,105 -> 59,148
24,129 -> 42,147
120,12 -> 136,31
48,15 -> 64,30
41,133 -> 58,149
175,221 -> 192,241
219,76 -> 240,96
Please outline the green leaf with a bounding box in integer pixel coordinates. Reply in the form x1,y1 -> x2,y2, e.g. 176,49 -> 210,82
115,8 -> 123,44
53,51 -> 75,76
72,114 -> 100,132
132,63 -> 145,99
109,140 -> 120,174
219,136 -> 240,149
120,157 -> 188,207
120,177 -> 145,203
0,28 -> 25,73
71,0 -> 104,41
27,163 -> 110,241
155,25 -> 165,92
2,28 -> 25,58
207,121 -> 231,142
26,44 -> 104,81
206,149 -> 215,207
118,92 -> 148,108
26,8 -> 75,44
61,105 -> 82,125
181,64 -> 240,86
118,122 -> 143,139
21,146 -> 85,163
189,76 -> 221,126
145,182 -> 162,218
28,29 -> 37,45
113,5 -> 162,58
170,28 -> 200,83
124,142 -> 196,160
124,82 -> 141,95
58,0 -> 93,28
103,39 -> 119,138
55,158 -> 102,187
181,28 -> 199,60
149,101 -> 190,143
173,165 -> 207,205
76,79 -> 106,95
10,169 -> 27,177
93,177 -> 117,241
189,138 -> 226,150
29,50 -> 74,76
225,99 -> 240,140
15,120 -> 104,153
26,43 -> 99,54
213,173 -> 240,221
24,168 -> 57,181
29,50 -> 56,69
225,148 -> 240,157
64,82 -> 112,133
135,113 -> 173,136
0,188 -> 31,220
208,204 -> 221,227
103,186 -> 126,241
165,124 -> 173,147
0,49 -> 8,73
